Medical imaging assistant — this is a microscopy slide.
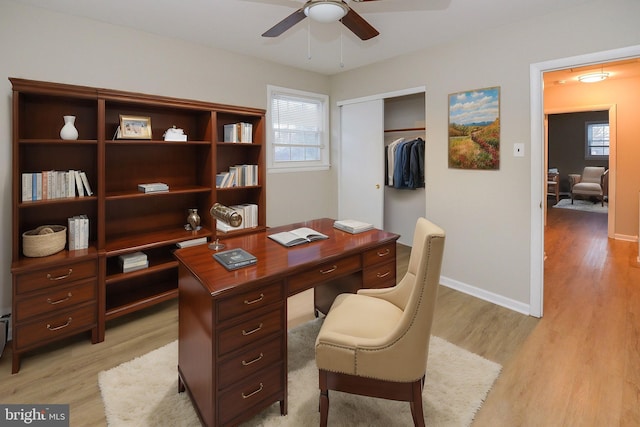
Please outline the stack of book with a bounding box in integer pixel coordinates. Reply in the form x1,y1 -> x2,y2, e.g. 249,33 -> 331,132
22,169 -> 93,201
216,204 -> 258,233
138,182 -> 169,193
215,164 -> 258,188
68,215 -> 89,250
223,122 -> 253,143
118,251 -> 149,273
333,219 -> 374,234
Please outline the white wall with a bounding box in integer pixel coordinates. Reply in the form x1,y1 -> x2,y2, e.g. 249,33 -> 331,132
329,0 -> 640,313
0,0 -> 333,316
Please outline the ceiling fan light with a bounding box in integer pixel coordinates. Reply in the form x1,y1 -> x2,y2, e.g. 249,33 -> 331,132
304,1 -> 348,23
578,72 -> 609,83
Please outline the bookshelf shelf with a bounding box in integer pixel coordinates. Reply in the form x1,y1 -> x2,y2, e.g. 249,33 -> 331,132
10,78 -> 266,372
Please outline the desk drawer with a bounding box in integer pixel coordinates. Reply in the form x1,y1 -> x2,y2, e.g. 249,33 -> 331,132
217,282 -> 284,323
218,335 -> 284,390
363,260 -> 396,289
14,278 -> 96,319
15,259 -> 97,294
218,364 -> 284,426
288,255 -> 361,295
363,243 -> 396,267
14,303 -> 96,351
218,308 -> 284,356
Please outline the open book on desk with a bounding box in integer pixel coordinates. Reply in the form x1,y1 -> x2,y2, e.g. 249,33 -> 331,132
268,227 -> 329,248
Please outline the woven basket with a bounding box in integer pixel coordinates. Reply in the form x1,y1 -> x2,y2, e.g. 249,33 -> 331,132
22,225 -> 67,257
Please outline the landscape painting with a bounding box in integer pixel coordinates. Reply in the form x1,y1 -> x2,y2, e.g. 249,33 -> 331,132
448,87 -> 500,170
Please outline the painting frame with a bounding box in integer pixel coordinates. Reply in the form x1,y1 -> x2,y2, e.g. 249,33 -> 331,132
448,86 -> 500,170
119,115 -> 152,140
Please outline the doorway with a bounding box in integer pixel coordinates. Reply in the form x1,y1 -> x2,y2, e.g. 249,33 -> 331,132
530,45 -> 640,317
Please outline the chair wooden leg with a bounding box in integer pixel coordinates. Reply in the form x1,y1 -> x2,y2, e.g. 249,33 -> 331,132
320,389 -> 329,427
409,378 -> 425,427
319,369 -> 329,427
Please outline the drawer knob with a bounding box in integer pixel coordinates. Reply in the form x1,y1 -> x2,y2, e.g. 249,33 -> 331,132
319,265 -> 338,275
242,323 -> 263,336
244,293 -> 264,305
47,292 -> 72,305
376,271 -> 391,279
47,317 -> 72,331
46,269 -> 73,281
242,383 -> 264,399
377,248 -> 391,257
242,352 -> 264,366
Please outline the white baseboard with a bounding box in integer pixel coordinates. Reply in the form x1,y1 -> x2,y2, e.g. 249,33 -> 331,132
440,275 -> 531,316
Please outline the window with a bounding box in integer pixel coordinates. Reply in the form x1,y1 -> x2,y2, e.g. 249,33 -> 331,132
267,85 -> 330,172
585,121 -> 609,159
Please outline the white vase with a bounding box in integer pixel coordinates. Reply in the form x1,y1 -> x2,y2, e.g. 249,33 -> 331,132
60,115 -> 78,140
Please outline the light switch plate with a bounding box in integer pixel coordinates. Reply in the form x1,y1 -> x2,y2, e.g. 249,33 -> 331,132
514,143 -> 525,157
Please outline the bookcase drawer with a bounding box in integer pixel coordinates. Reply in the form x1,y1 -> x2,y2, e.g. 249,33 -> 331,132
15,259 -> 97,294
14,303 -> 96,351
363,243 -> 396,267
14,278 -> 96,319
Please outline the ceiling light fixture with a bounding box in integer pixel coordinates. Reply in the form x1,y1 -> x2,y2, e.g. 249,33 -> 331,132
304,0 -> 348,23
578,71 -> 609,83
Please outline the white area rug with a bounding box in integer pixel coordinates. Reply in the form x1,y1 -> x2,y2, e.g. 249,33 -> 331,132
552,198 -> 608,214
99,319 -> 501,427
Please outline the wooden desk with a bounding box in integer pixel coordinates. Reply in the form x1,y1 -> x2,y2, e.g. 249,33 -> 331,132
174,218 -> 400,427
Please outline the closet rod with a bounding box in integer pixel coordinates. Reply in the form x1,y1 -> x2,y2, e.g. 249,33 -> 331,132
384,127 -> 425,133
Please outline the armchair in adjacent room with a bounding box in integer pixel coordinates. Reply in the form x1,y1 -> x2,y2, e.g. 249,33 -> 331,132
569,166 -> 607,206
315,217 -> 445,427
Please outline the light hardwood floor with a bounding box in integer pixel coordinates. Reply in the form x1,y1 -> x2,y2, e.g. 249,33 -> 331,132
1,207 -> 638,426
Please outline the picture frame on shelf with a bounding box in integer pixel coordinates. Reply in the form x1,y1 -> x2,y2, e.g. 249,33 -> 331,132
119,115 -> 152,139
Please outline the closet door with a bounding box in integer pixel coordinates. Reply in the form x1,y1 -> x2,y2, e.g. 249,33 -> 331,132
338,100 -> 384,228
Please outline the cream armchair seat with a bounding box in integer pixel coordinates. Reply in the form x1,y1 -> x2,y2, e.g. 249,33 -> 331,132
315,217 -> 445,427
569,166 -> 607,206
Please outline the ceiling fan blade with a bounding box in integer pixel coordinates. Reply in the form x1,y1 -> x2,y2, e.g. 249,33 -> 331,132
341,7 -> 379,40
262,8 -> 307,37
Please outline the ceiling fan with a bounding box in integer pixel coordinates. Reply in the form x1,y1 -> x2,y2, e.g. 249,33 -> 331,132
262,0 -> 380,41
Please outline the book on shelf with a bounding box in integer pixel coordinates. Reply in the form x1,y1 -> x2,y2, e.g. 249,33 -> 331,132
121,260 -> 149,273
118,251 -> 149,273
215,203 -> 258,233
79,171 -> 93,196
118,251 -> 147,264
176,237 -> 208,248
333,219 -> 374,234
223,122 -> 253,143
21,170 -> 93,201
67,214 -> 89,250
138,182 -> 169,193
213,248 -> 257,271
216,165 -> 258,188
74,170 -> 85,197
268,227 -> 328,248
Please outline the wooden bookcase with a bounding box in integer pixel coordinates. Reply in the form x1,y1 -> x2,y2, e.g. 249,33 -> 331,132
10,78 -> 266,372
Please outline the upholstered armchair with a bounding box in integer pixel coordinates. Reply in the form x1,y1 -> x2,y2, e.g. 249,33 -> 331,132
315,217 -> 445,427
569,166 -> 607,206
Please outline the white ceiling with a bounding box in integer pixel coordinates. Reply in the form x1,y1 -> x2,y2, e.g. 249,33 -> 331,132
543,58 -> 640,87
10,0 -> 601,75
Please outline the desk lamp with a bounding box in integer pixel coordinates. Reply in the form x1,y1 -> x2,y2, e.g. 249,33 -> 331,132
208,203 -> 242,250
